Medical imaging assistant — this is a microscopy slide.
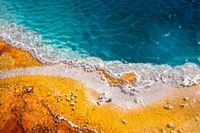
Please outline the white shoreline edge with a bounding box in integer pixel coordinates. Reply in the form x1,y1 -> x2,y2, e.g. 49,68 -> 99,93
0,64 -> 193,109
0,21 -> 200,109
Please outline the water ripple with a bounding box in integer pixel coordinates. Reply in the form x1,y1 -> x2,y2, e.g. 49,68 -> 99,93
0,0 -> 199,66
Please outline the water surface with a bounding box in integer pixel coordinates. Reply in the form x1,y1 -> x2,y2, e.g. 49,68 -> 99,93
0,0 -> 200,66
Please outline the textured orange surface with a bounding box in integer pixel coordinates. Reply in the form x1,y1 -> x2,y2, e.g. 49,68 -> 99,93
99,69 -> 137,87
0,76 -> 200,133
0,38 -> 42,70
121,73 -> 137,86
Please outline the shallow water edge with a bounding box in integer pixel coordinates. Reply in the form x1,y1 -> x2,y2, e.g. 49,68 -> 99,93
0,21 -> 200,94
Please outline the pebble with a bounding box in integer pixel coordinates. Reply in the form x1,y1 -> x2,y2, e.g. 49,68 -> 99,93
167,123 -> 173,128
66,98 -> 71,101
180,103 -> 188,107
164,105 -> 173,110
71,92 -> 75,96
134,98 -> 140,104
54,114 -> 63,123
161,76 -> 167,83
162,130 -> 166,133
183,97 -> 189,101
122,120 -> 127,124
75,100 -> 78,103
71,96 -> 75,100
72,107 -> 75,111
98,93 -> 105,100
57,96 -> 62,102
105,98 -> 112,103
70,102 -> 75,106
27,86 -> 33,93
97,101 -> 101,105
170,130 -> 176,133
99,99 -> 103,102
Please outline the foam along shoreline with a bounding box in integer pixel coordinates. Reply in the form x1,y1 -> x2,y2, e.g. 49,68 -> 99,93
0,22 -> 200,108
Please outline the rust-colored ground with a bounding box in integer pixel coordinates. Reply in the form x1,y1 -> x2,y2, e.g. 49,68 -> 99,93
0,40 -> 200,133
99,68 -> 137,87
0,38 -> 42,70
0,76 -> 200,133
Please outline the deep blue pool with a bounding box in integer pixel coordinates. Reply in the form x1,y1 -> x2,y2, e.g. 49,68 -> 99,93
0,0 -> 200,66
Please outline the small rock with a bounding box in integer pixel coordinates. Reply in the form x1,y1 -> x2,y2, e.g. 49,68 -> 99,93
71,92 -> 75,96
66,98 -> 71,101
105,98 -> 112,103
122,120 -> 127,124
161,76 -> 168,83
74,95 -> 78,98
75,100 -> 78,103
54,114 -> 63,123
70,102 -> 75,106
71,96 -> 75,100
164,105 -> 173,110
134,98 -> 140,104
27,86 -> 33,93
129,91 -> 137,95
99,99 -> 103,102
101,77 -> 106,81
98,93 -> 105,100
183,97 -> 189,101
167,123 -> 173,128
97,101 -> 101,105
72,107 -> 75,111
57,96 -> 62,102
162,130 -> 167,133
180,103 -> 188,107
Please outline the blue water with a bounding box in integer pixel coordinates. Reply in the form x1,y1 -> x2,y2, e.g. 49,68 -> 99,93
0,0 -> 200,66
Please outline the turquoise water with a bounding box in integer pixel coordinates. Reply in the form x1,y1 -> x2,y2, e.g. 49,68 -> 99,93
0,0 -> 200,66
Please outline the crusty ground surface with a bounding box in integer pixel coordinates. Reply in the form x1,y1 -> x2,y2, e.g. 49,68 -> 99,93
0,39 -> 200,133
